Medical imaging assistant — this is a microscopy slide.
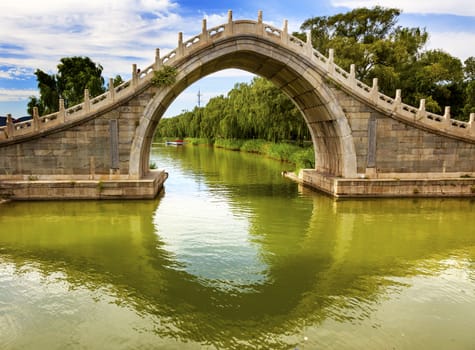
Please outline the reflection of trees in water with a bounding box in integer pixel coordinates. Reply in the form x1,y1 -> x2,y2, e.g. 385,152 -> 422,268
1,152 -> 475,349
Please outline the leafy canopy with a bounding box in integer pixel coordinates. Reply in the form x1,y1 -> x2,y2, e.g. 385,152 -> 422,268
28,56 -> 105,115
156,77 -> 310,143
297,6 -> 475,119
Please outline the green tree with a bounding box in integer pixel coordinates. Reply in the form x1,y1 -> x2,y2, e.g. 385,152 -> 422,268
111,75 -> 124,88
27,69 -> 59,115
57,56 -> 105,106
27,56 -> 105,115
155,77 -> 310,143
404,50 -> 464,115
463,57 -> 475,117
297,6 -> 472,119
298,6 -> 424,84
464,57 -> 475,81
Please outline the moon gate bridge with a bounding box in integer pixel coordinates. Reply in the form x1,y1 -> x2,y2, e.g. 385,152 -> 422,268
1,10 -> 475,199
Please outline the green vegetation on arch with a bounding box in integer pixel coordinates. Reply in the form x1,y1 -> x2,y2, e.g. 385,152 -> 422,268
151,65 -> 178,88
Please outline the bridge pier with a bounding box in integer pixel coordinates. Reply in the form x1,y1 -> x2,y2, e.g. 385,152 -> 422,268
287,170 -> 475,198
0,171 -> 167,201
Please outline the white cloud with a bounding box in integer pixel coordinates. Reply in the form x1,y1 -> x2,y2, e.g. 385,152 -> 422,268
202,13 -> 229,27
427,32 -> 475,61
0,0 -> 203,80
331,0 -> 475,16
0,66 -> 34,80
0,2 -> 260,117
0,89 -> 38,102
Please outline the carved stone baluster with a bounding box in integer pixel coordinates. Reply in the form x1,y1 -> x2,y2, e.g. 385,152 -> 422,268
33,107 -> 40,131
469,113 -> 475,135
84,89 -> 90,113
417,99 -> 427,120
443,106 -> 451,126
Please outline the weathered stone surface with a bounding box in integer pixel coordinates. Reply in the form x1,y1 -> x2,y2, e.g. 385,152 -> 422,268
0,170 -> 167,200
293,170 -> 475,198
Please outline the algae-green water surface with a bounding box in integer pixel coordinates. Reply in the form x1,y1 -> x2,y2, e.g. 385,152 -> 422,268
1,144 -> 474,349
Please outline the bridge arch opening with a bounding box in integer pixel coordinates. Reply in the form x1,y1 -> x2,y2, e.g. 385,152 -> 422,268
130,36 -> 357,179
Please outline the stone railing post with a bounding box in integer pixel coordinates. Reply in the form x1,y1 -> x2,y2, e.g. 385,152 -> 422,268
443,106 -> 451,126
155,48 -> 162,69
257,10 -> 264,35
33,107 -> 40,131
132,63 -> 138,88
201,18 -> 209,42
84,89 -> 90,113
327,48 -> 335,74
225,10 -> 233,35
109,78 -> 115,102
393,89 -> 402,112
349,64 -> 356,88
469,113 -> 475,135
59,98 -> 65,122
370,78 -> 379,103
417,99 -> 427,120
6,114 -> 14,139
282,19 -> 289,45
177,32 -> 184,56
304,31 -> 313,58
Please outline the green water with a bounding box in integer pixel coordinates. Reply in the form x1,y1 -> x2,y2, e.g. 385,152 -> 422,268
1,144 -> 475,349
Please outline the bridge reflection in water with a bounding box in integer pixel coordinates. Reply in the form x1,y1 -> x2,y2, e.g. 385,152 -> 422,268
1,145 -> 474,349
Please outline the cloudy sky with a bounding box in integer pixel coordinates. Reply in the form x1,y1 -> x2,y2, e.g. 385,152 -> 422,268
1,0 -> 474,118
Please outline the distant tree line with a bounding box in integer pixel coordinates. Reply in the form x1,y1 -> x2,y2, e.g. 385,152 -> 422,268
155,77 -> 311,143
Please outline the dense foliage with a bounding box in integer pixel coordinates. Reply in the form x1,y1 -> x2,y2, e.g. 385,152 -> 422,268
155,77 -> 311,143
28,57 -> 105,115
151,65 -> 178,87
182,138 -> 315,170
296,6 -> 475,120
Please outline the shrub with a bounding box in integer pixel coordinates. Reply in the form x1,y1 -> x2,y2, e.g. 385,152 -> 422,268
186,137 -> 213,146
266,143 -> 300,162
151,65 -> 177,88
214,138 -> 244,151
290,148 -> 315,169
240,139 -> 267,153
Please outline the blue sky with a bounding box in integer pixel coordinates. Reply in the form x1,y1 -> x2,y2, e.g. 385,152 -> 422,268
1,0 -> 474,118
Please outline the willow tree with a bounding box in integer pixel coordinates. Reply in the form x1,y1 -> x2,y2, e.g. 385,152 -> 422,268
156,77 -> 310,143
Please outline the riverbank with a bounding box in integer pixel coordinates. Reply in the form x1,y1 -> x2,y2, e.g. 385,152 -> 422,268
160,137 -> 475,198
173,138 -> 315,171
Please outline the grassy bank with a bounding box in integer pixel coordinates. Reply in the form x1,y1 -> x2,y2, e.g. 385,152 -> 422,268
181,138 -> 315,171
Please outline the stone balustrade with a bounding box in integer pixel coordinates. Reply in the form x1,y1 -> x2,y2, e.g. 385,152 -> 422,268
1,10 -> 474,143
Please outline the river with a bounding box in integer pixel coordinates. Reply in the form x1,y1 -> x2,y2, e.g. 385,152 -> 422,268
1,144 -> 475,349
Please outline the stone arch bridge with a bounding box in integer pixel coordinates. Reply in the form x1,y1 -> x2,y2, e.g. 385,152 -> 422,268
1,11 -> 475,200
